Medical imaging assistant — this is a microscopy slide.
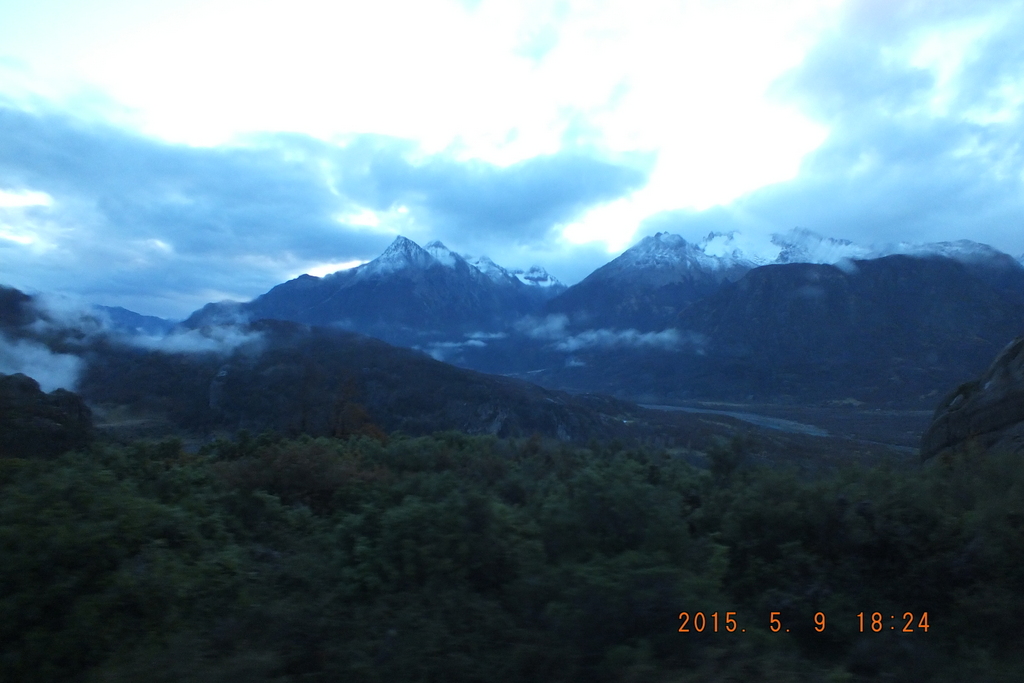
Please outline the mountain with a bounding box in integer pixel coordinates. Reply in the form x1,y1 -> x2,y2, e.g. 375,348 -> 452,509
185,237 -> 555,345
0,284 -> 638,442
94,305 -> 177,336
466,256 -> 565,301
773,229 -> 1024,271
510,265 -> 564,290
15,226 -> 1019,414
79,319 -> 648,441
542,228 -> 1024,339
545,232 -> 756,331
525,253 -> 1024,406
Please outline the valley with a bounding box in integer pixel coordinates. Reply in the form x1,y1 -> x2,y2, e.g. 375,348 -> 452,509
6,227 -> 1023,460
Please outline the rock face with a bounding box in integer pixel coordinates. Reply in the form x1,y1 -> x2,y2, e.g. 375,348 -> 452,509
921,335 -> 1024,460
0,373 -> 93,458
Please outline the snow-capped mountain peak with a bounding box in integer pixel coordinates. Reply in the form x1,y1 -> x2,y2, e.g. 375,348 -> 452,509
511,265 -> 563,288
617,232 -> 697,269
465,255 -> 565,291
357,235 -> 437,276
594,232 -> 758,287
768,230 -> 1022,269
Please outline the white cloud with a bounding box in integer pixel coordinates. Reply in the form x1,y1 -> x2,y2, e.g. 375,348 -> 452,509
422,338 -> 487,361
126,325 -> 264,355
0,0 -> 838,250
554,327 -> 701,352
4,0 -> 1024,307
517,313 -> 570,340
28,292 -> 108,338
0,188 -> 53,208
0,334 -> 83,392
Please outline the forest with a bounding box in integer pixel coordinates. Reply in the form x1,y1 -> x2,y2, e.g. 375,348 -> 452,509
2,427 -> 1022,682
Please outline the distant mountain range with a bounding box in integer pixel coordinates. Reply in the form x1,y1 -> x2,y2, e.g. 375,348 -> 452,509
175,229 -> 1019,407
5,229 -> 1024,411
174,230 -> 1024,406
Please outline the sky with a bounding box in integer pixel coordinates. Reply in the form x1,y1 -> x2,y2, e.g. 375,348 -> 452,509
1,0 -> 1022,318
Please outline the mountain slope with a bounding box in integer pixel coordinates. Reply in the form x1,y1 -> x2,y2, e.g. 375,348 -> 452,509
545,232 -> 755,331
522,254 -> 1024,406
185,237 -> 552,345
74,318 -> 641,440
94,306 -> 177,335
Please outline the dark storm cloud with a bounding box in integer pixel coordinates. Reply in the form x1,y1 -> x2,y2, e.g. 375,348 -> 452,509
0,106 -> 646,316
642,0 -> 1024,256
327,135 -> 649,246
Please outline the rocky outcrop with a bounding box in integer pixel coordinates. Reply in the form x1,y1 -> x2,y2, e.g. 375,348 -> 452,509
921,335 -> 1024,460
0,373 -> 93,458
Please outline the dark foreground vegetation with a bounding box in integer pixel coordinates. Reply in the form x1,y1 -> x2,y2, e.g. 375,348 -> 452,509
2,431 -> 1022,682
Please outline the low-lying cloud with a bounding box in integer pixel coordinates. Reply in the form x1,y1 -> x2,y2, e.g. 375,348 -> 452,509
0,334 -> 83,392
20,291 -> 262,357
517,314 -> 570,340
126,325 -> 264,356
0,291 -> 264,396
19,292 -> 109,341
554,328 -> 703,353
422,338 -> 487,362
516,314 -> 705,353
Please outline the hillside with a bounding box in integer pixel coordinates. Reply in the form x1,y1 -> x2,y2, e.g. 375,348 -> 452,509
507,254 -> 1024,407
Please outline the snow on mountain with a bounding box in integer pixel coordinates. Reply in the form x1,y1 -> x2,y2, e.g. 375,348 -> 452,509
590,232 -> 758,288
425,240 -> 459,268
883,239 -> 1020,266
750,229 -> 1020,269
317,235 -> 564,297
587,228 -> 1023,293
511,266 -> 563,288
316,232 -> 1020,303
465,255 -> 564,291
770,228 -> 873,264
357,235 -> 437,277
466,255 -> 516,285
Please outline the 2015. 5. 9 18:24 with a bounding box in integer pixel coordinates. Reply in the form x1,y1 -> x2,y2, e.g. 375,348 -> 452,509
678,611 -> 930,634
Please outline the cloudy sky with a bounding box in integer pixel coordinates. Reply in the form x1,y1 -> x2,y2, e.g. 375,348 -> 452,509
1,0 -> 1022,318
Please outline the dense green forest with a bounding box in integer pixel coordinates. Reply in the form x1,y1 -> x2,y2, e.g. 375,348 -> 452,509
2,430 -> 1023,682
